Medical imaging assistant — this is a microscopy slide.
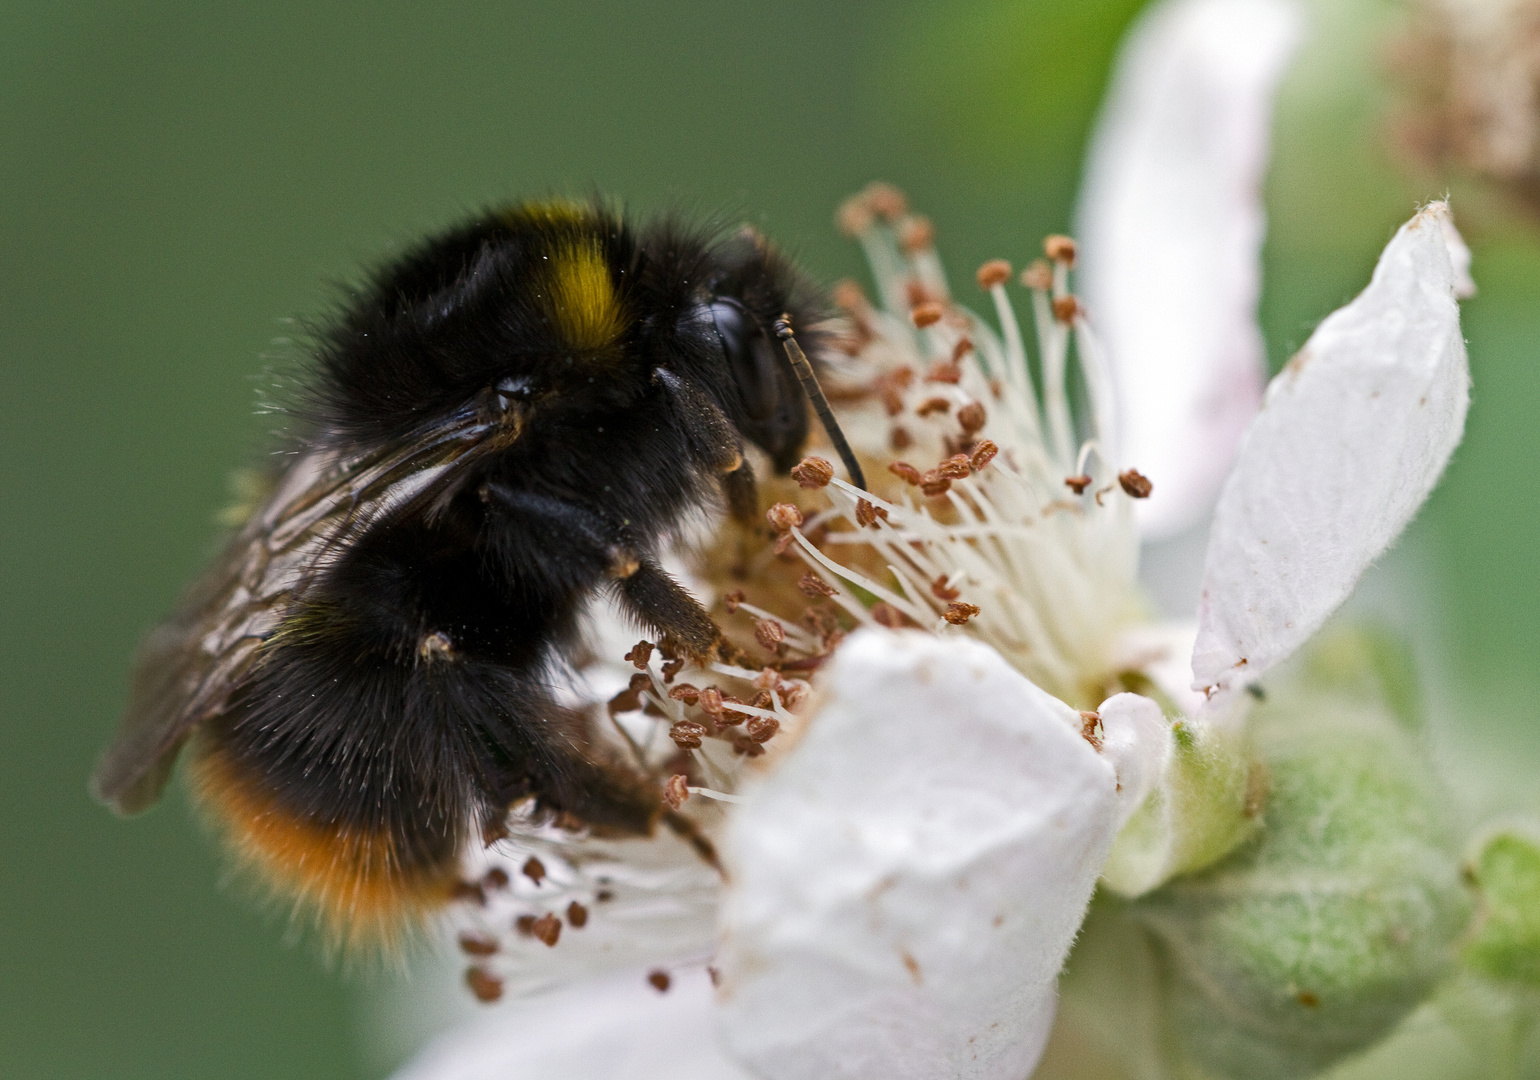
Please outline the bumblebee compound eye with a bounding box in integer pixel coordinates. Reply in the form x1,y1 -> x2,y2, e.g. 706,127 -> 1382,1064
702,298 -> 808,472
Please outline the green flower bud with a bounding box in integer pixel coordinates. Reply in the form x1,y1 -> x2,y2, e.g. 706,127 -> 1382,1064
1463,827 -> 1540,987
1132,628 -> 1471,1080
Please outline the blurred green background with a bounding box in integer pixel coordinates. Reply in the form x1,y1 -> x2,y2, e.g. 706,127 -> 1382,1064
1,1 -> 1534,1077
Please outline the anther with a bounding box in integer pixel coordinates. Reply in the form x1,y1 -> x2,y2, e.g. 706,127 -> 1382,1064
566,901 -> 589,928
465,967 -> 504,1003
854,498 -> 888,528
1044,235 -> 1078,265
969,441 -> 998,472
937,454 -> 972,480
957,402 -> 987,433
482,868 -> 510,891
900,215 -> 936,252
925,360 -> 962,384
648,970 -> 673,993
919,470 -> 951,497
669,720 -> 707,749
766,503 -> 803,532
889,461 -> 923,485
976,259 -> 1013,289
930,575 -> 961,602
916,396 -> 951,417
837,195 -> 874,237
1079,711 -> 1104,751
522,857 -> 546,884
798,572 -> 837,598
1052,295 -> 1081,324
865,181 -> 908,219
833,279 -> 868,311
890,425 -> 913,450
458,933 -> 498,957
624,641 -> 654,669
1118,469 -> 1153,499
952,338 -> 975,361
746,715 -> 780,743
664,773 -> 690,810
943,602 -> 981,625
530,913 -> 562,947
910,301 -> 944,328
871,603 -> 910,628
754,619 -> 786,651
790,456 -> 835,488
1021,260 -> 1053,291
697,688 -> 725,716
723,590 -> 745,614
668,683 -> 701,705
1065,475 -> 1092,495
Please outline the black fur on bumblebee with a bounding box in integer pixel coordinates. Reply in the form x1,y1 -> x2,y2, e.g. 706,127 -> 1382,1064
90,199 -> 858,948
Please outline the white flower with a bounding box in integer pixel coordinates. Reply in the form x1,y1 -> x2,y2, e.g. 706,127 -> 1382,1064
390,1 -> 1476,1077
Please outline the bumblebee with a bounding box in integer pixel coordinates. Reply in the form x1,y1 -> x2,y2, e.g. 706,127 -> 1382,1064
91,200 -> 861,947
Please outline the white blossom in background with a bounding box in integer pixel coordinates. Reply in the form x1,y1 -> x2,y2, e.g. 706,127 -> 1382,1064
388,0 -> 1479,1077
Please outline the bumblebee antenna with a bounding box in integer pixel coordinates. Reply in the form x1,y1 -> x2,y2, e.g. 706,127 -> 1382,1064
773,315 -> 867,491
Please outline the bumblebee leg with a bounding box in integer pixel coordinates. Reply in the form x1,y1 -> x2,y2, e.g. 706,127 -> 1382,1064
721,461 -> 759,524
653,367 -> 745,474
617,558 -> 741,662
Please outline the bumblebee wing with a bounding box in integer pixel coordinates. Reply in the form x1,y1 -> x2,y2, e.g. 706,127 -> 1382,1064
91,398 -> 523,815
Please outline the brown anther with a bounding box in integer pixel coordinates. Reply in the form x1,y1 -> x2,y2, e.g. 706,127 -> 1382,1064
661,657 -> 685,683
900,215 -> 935,252
778,680 -> 811,710
925,360 -> 962,384
746,715 -> 781,743
719,695 -> 753,723
454,878 -> 487,903
891,367 -> 916,388
628,671 -> 653,694
595,890 -> 614,903
871,602 -> 909,628
798,572 -> 837,598
889,461 -> 923,485
956,401 -> 987,433
607,687 -> 642,716
514,914 -> 536,935
910,301 -> 944,329
773,532 -> 797,556
754,619 -> 786,651
753,668 -> 780,690
1052,295 -> 1081,324
930,575 -> 961,602
708,966 -> 721,987
729,733 -> 766,757
937,454 -> 973,480
750,689 -> 774,710
723,590 -> 745,614
567,901 -> 589,928
854,498 -> 888,528
916,396 -> 951,417
1118,469 -> 1153,499
1044,234 -> 1077,265
669,720 -> 708,749
766,503 -> 804,532
790,456 -> 834,488
697,688 -> 725,716
890,425 -> 913,450
865,181 -> 908,219
943,601 -> 981,625
919,470 -> 952,497
1065,474 -> 1093,495
976,258 -> 1013,289
663,773 -> 690,810
904,279 -> 931,308
969,440 -> 999,471
833,279 -> 868,311
521,857 -> 546,884
482,868 -> 510,891
458,933 -> 498,957
624,641 -> 654,669
465,967 -> 504,1003
1021,260 -> 1053,291
951,338 -> 975,362
530,913 -> 562,947
667,682 -> 700,705
1079,711 -> 1104,752
647,969 -> 673,993
837,194 -> 874,237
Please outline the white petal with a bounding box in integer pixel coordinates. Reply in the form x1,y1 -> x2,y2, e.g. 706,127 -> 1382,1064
1096,693 -> 1172,832
1191,203 -> 1471,698
715,630 -> 1118,1080
1075,0 -> 1303,540
393,968 -> 751,1080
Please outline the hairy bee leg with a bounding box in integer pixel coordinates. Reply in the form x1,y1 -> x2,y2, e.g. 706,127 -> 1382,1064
616,558 -> 735,662
721,461 -> 759,524
653,367 -> 746,474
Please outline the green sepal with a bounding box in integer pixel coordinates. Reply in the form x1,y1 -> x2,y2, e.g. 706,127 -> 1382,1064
1463,827 -> 1540,987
